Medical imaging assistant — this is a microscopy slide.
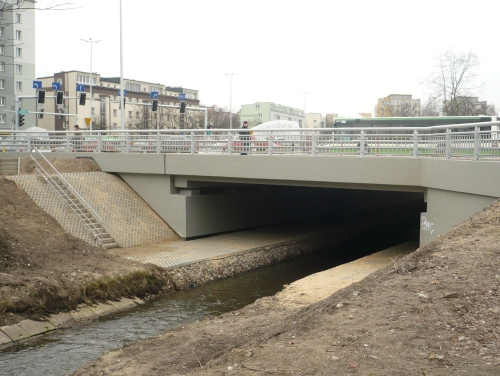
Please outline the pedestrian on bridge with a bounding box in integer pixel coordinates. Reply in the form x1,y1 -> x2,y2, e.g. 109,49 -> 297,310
239,121 -> 250,155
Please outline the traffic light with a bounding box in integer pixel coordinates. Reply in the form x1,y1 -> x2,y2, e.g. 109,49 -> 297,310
180,101 -> 186,114
56,91 -> 64,105
119,97 -> 126,109
37,90 -> 46,104
207,125 -> 211,135
38,109 -> 44,119
152,99 -> 158,112
79,92 -> 86,105
18,113 -> 25,127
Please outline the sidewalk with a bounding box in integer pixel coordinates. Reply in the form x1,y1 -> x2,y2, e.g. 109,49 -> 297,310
109,220 -> 341,269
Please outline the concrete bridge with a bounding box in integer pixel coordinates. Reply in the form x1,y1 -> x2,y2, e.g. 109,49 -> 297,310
3,122 -> 500,245
81,152 -> 499,245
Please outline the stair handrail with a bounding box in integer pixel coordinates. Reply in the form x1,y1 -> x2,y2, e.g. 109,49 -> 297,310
30,148 -> 105,247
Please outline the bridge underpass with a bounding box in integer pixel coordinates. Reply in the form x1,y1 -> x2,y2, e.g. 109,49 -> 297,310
83,152 -> 500,245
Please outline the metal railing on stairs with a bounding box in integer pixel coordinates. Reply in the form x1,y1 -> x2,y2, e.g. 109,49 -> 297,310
30,148 -> 106,247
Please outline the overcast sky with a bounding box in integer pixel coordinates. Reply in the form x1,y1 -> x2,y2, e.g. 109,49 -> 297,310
35,0 -> 500,117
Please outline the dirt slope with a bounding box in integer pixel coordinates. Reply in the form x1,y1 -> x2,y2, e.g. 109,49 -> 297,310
73,200 -> 500,376
0,159 -> 171,326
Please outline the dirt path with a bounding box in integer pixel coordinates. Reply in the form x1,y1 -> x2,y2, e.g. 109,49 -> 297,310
72,201 -> 500,376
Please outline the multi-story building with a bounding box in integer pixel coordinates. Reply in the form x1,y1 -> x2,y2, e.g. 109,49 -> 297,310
0,0 -> 36,130
36,71 -> 201,131
240,102 -> 305,128
305,113 -> 323,128
375,94 -> 420,117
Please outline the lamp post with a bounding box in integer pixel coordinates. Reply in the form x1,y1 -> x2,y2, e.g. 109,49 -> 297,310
119,0 -> 125,131
225,73 -> 237,129
80,38 -> 101,131
300,91 -> 310,114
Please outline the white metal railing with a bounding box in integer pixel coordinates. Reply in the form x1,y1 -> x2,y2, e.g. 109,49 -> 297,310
30,148 -> 106,246
2,121 -> 499,161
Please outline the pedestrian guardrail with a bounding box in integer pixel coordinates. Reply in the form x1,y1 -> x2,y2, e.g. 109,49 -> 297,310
2,121 -> 499,161
30,148 -> 106,247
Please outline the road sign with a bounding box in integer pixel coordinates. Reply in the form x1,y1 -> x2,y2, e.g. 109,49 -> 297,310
150,91 -> 158,99
52,82 -> 61,90
85,118 -> 91,126
118,89 -> 127,96
76,84 -> 85,92
33,81 -> 42,89
178,93 -> 186,100
18,109 -> 28,114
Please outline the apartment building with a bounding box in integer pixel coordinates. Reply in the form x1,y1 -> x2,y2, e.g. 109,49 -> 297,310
0,0 -> 36,130
36,71 -> 200,131
376,94 -> 421,117
240,102 -> 304,128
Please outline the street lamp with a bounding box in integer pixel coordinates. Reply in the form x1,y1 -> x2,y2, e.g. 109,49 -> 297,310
119,0 -> 125,130
225,73 -> 237,129
300,91 -> 310,114
80,38 -> 101,131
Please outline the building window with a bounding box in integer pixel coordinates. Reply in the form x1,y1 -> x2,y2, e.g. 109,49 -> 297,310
0,62 -> 4,71
15,13 -> 21,23
0,79 -> 4,89
16,47 -> 22,57
0,97 -> 5,106
16,30 -> 21,40
128,111 -> 132,118
0,114 -> 5,124
258,113 -> 262,118
0,27 -> 4,36
125,83 -> 140,92
0,45 -> 4,55
76,75 -> 96,85
256,104 -> 260,109
91,107 -> 95,115
113,109 -> 117,117
56,77 -> 63,85
16,81 -> 22,91
16,64 -> 22,74
112,123 -> 117,129
135,111 -> 139,118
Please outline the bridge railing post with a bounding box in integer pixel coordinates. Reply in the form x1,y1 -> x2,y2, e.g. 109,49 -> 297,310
360,131 -> 365,157
66,133 -> 71,152
311,131 -> 317,156
156,132 -> 161,154
125,132 -> 131,153
97,133 -> 102,153
267,131 -> 273,155
190,131 -> 196,154
473,126 -> 480,161
27,134 -> 31,152
445,128 -> 451,159
228,132 -> 233,155
412,130 -> 418,158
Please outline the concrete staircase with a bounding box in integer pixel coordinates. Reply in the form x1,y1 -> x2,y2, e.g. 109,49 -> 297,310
51,176 -> 119,249
0,158 -> 18,175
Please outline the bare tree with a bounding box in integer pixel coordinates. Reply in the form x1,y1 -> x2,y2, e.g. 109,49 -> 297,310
420,96 -> 441,116
427,48 -> 485,116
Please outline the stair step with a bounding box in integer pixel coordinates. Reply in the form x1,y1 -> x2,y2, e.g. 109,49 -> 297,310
103,237 -> 115,244
103,243 -> 119,249
0,162 -> 18,167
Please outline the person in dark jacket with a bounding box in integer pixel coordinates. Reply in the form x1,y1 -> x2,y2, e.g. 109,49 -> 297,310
239,121 -> 250,155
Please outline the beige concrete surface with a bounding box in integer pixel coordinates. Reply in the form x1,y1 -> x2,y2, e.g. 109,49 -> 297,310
275,241 -> 418,308
19,319 -> 55,336
0,330 -> 13,345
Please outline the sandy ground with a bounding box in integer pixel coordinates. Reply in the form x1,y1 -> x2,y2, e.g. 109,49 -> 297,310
275,241 -> 417,309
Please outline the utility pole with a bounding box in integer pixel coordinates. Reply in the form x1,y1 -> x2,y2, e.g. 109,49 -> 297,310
300,91 -> 310,114
225,73 -> 237,129
80,38 -> 101,131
